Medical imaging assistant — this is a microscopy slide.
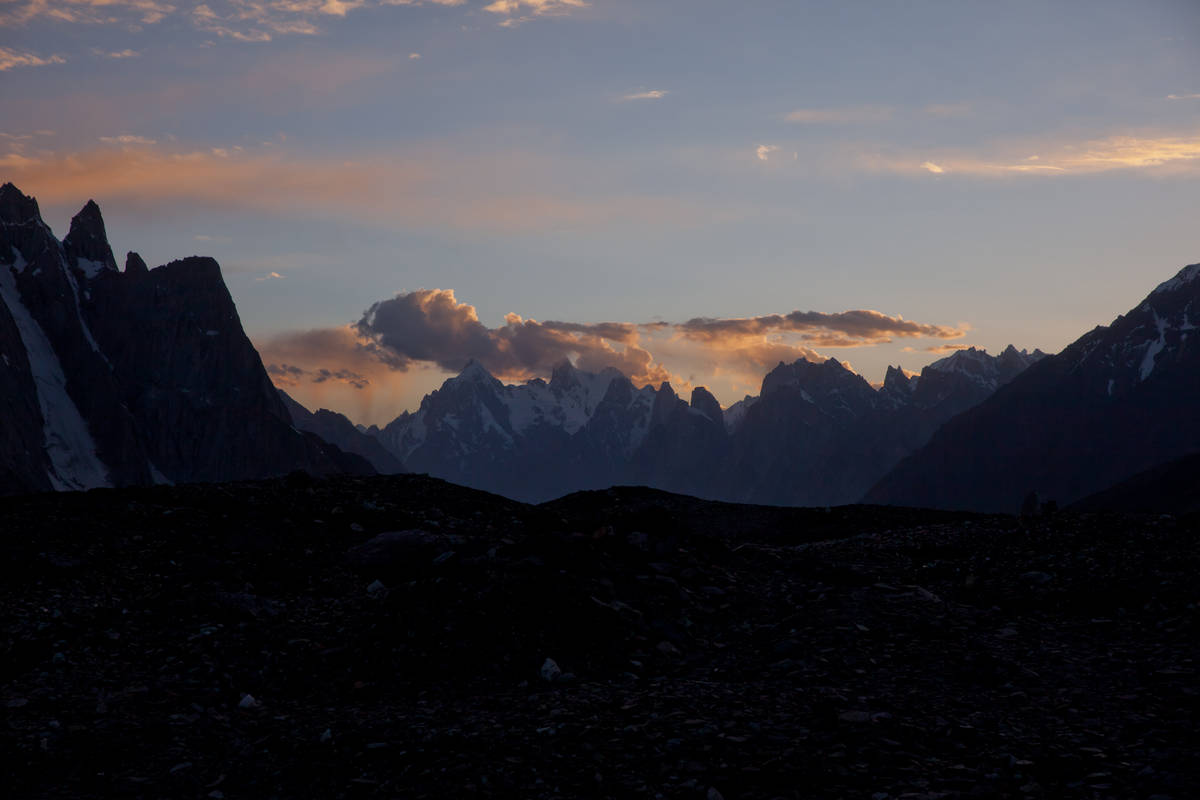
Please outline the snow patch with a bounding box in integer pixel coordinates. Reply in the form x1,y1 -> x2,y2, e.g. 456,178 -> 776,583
0,255 -> 111,490
1151,263 -> 1200,295
75,258 -> 111,280
60,257 -> 109,364
1138,312 -> 1168,381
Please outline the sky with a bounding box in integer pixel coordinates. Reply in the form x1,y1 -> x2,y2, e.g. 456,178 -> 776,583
3,0 -> 1199,426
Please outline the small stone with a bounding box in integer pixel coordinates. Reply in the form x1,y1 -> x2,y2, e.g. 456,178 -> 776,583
540,658 -> 562,682
656,640 -> 681,656
237,694 -> 258,709
366,579 -> 387,598
320,728 -> 333,743
707,788 -> 725,800
1020,571 -> 1053,585
838,710 -> 872,723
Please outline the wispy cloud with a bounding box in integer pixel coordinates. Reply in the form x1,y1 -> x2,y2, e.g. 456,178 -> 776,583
0,0 -> 176,27
94,48 -> 141,58
905,343 -> 975,354
1,0 -> 466,41
98,134 -> 157,145
785,106 -> 893,124
1167,93 -> 1200,100
0,46 -> 65,71
621,89 -> 667,101
872,133 -> 1200,177
755,144 -> 779,162
408,52 -> 421,59
255,270 -> 285,281
2,140 -> 691,233
483,0 -> 587,27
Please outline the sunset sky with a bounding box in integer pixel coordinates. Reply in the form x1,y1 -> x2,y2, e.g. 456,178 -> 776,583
3,0 -> 1199,425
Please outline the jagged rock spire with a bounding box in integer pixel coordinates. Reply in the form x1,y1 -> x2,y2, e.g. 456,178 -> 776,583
63,199 -> 118,274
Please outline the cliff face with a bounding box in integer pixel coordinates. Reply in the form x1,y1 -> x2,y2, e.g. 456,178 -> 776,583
0,183 -> 372,493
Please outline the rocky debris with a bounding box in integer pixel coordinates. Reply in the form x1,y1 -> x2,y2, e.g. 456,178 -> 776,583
0,472 -> 1197,799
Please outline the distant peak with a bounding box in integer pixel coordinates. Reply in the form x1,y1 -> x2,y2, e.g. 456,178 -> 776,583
125,251 -> 149,276
63,197 -> 117,274
690,386 -> 722,422
549,358 -> 578,384
0,182 -> 42,225
1152,263 -> 1200,296
458,358 -> 495,382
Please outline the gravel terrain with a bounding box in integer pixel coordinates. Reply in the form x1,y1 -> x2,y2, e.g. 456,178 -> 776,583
2,474 -> 1197,799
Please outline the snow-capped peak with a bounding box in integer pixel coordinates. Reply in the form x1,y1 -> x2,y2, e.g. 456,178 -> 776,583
1151,263 -> 1200,296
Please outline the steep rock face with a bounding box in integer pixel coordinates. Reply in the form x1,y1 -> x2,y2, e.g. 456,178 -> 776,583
866,264 -> 1200,512
724,358 -> 900,506
0,183 -> 372,492
280,390 -> 404,474
0,293 -> 50,494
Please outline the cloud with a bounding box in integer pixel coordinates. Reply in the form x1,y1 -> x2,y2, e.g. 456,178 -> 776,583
99,134 -> 157,145
755,144 -> 779,162
254,270 -> 285,281
785,106 -> 893,124
0,0 -> 176,27
94,48 -> 140,58
483,0 -> 587,26
266,362 -> 369,389
676,309 -> 966,347
1,140 -> 690,233
408,52 -> 421,59
1166,93 -> 1200,100
622,89 -> 667,101
904,343 -> 975,354
353,288 -> 672,386
265,290 -> 969,416
0,46 -> 65,71
869,133 -> 1200,177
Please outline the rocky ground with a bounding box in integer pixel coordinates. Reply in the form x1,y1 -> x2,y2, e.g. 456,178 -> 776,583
2,474 -> 1197,799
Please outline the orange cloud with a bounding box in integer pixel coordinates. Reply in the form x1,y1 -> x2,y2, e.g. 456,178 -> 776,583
785,106 -> 893,124
869,132 -> 1200,177
484,0 -> 587,26
0,46 -> 65,71
3,141 -> 689,233
676,309 -> 966,345
903,343 -> 976,354
263,289 -> 968,419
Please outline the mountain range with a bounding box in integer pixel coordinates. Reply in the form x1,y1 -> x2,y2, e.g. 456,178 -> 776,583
3,183 -> 1196,512
0,183 -> 371,495
362,343 -> 1045,505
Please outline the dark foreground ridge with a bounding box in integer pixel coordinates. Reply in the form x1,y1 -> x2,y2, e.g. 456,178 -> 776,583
2,475 -> 1197,799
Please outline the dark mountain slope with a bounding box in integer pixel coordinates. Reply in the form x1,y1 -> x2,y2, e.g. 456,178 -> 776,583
0,183 -> 372,492
867,263 -> 1200,512
1071,451 -> 1200,513
279,390 -> 404,474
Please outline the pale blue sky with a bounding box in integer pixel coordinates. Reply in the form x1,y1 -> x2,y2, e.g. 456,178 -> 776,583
3,0 -> 1198,423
